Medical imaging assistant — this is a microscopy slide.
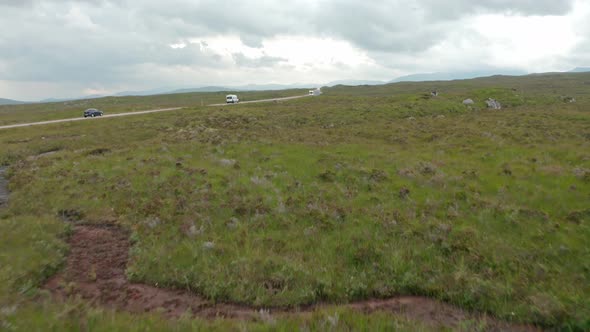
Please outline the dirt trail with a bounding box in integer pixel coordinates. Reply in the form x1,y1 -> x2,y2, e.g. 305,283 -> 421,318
43,224 -> 538,330
0,167 -> 8,208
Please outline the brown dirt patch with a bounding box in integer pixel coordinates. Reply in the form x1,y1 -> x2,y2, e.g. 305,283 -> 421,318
44,224 -> 538,330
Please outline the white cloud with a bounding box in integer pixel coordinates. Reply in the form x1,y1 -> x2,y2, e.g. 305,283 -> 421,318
0,0 -> 588,100
472,14 -> 580,71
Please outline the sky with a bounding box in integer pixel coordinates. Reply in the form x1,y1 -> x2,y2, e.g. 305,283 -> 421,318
0,0 -> 589,101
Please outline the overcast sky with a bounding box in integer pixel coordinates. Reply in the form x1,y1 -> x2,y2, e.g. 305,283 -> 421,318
1,0 -> 589,101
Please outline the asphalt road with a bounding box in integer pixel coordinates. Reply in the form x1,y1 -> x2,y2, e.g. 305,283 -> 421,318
0,107 -> 183,130
207,94 -> 309,106
0,94 -> 311,131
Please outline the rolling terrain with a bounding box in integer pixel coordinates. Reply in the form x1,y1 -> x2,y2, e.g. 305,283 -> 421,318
0,73 -> 589,331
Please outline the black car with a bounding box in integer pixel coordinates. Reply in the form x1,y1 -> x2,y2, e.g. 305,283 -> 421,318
84,108 -> 103,117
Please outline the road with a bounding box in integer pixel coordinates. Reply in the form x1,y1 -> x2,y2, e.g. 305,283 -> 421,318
0,94 -> 310,130
207,94 -> 309,106
0,107 -> 184,130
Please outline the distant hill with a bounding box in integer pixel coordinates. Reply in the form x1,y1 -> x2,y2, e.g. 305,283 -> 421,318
124,84 -> 317,96
326,80 -> 385,86
390,70 -> 527,83
569,67 -> 590,73
0,98 -> 26,105
115,88 -> 177,97
168,86 -> 232,94
13,68 -> 589,103
40,94 -> 104,103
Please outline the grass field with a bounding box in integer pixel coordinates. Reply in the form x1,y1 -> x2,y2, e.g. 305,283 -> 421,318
1,73 -> 589,330
0,89 -> 309,126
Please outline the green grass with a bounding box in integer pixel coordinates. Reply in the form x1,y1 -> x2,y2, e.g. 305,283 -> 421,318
0,89 -> 309,126
1,73 -> 590,330
3,302 -> 432,331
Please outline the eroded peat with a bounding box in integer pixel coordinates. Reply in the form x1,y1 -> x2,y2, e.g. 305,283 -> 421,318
43,224 -> 538,331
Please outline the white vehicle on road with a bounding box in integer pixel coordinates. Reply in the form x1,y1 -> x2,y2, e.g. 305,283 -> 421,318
309,88 -> 321,96
226,95 -> 239,104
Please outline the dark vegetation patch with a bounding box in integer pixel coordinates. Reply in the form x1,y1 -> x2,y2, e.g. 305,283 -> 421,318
86,148 -> 111,156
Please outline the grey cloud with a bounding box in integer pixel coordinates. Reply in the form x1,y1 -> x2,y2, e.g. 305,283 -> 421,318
232,53 -> 286,68
0,0 -> 585,100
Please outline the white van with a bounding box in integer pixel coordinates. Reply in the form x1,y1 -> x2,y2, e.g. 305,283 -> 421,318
226,95 -> 239,104
309,88 -> 321,96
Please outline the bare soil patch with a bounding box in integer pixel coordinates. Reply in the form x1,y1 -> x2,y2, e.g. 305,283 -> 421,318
44,224 -> 538,330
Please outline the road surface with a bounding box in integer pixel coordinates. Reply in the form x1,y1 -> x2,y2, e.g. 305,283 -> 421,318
0,95 -> 310,130
0,107 -> 184,130
208,94 -> 309,106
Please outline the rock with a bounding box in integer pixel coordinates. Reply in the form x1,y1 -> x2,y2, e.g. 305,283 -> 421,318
561,96 -> 576,103
399,187 -> 410,199
202,241 -> 215,250
462,99 -> 474,105
485,98 -> 502,110
219,158 -> 237,167
573,167 -> 590,182
145,216 -> 161,228
227,217 -> 240,229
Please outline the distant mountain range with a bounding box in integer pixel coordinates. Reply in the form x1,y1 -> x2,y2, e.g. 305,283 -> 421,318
569,67 -> 590,73
1,68 -> 589,105
389,69 -> 529,83
0,98 -> 27,105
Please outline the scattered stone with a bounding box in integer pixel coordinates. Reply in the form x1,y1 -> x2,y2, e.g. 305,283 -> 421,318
325,312 -> 339,327
0,305 -> 18,316
399,187 -> 410,199
418,162 -> 438,176
57,209 -> 84,223
406,117 -> 416,121
202,241 -> 215,250
144,216 -> 161,229
573,167 -> 590,182
437,223 -> 452,233
462,99 -> 474,105
187,224 -> 205,237
485,98 -> 502,110
219,158 -> 237,167
227,217 -> 240,229
258,309 -> 276,325
561,96 -> 576,103
250,176 -> 267,185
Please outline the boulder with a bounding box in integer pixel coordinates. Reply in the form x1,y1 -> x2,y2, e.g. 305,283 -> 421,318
561,96 -> 576,103
462,99 -> 474,105
485,98 -> 502,110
